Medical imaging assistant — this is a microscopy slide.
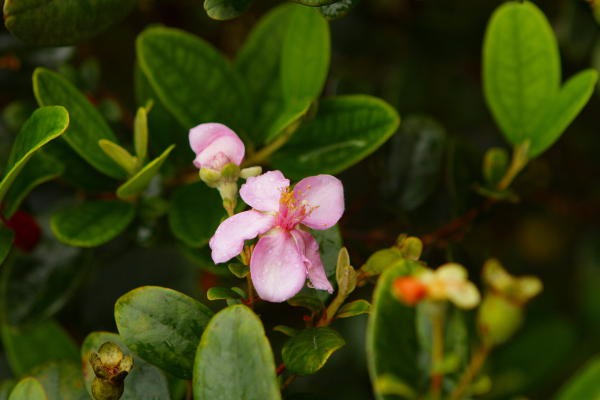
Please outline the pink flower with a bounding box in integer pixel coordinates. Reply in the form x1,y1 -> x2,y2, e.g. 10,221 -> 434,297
189,123 -> 245,170
209,170 -> 345,302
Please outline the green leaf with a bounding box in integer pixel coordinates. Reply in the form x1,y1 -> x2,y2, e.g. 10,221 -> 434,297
116,144 -> 175,199
291,0 -> 336,5
0,106 -> 68,205
0,225 -> 14,266
336,299 -> 371,319
271,95 -> 400,179
137,27 -> 250,133
320,0 -> 359,20
360,248 -> 405,279
204,0 -> 252,20
134,106 -> 149,163
33,68 -> 126,179
3,152 -> 63,218
31,362 -> 88,400
3,0 -> 136,46
168,182 -> 225,248
115,286 -> 213,379
483,1 -> 560,149
0,380 -> 16,400
50,200 -> 135,247
8,378 -> 46,400
527,69 -> 598,157
282,327 -> 345,375
206,287 -> 243,301
2,319 -> 79,376
336,247 -> 356,297
281,6 -> 330,103
367,261 -> 419,400
98,139 -> 139,176
482,147 -> 509,186
81,332 -> 170,400
555,355 -> 600,400
234,4 -> 316,143
193,305 -> 281,400
383,116 -> 446,211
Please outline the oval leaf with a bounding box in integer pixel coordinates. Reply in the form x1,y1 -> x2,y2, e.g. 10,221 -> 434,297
3,0 -> 136,45
137,27 -> 250,133
193,305 -> 281,400
33,68 -> 126,179
81,332 -> 170,400
336,299 -> 371,319
115,286 -> 213,379
272,95 -> 400,179
0,106 -> 68,204
168,182 -> 225,248
555,355 -> 600,400
204,0 -> 253,20
50,200 -> 135,247
116,144 -> 175,199
32,362 -> 88,400
8,378 -> 46,400
282,327 -> 345,375
367,261 -> 419,400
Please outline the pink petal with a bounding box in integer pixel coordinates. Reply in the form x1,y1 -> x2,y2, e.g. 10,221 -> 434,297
209,210 -> 275,264
294,175 -> 344,230
189,123 -> 245,169
291,229 -> 333,293
239,170 -> 289,212
250,228 -> 307,302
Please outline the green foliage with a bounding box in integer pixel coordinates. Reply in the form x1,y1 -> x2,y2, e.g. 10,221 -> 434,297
483,1 -> 597,158
367,261 -> 419,400
204,0 -> 253,20
114,286 -> 213,379
50,200 -> 136,247
320,0 -> 360,20
1,319 -> 79,376
193,305 -> 281,400
282,327 -> 345,375
272,95 -> 399,179
33,68 -> 126,179
3,0 -> 136,45
482,147 -> 509,186
137,27 -> 250,134
81,332 -> 171,399
0,225 -> 13,266
32,362 -> 88,400
98,140 -> 140,176
336,299 -> 371,319
116,144 -> 175,199
0,106 -> 68,205
555,355 -> 600,400
168,182 -> 226,248
7,378 -> 46,400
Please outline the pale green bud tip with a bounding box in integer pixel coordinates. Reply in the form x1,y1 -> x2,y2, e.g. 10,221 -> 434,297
199,168 -> 222,187
482,258 -> 542,305
240,166 -> 262,179
477,293 -> 523,346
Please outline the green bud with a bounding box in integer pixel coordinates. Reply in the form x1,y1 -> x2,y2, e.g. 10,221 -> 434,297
199,168 -> 222,187
396,235 -> 423,261
482,147 -> 509,186
92,378 -> 124,400
240,166 -> 262,179
220,162 -> 240,179
336,247 -> 356,296
477,293 -> 523,346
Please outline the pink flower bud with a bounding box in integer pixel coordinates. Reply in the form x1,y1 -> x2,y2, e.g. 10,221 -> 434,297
188,123 -> 245,171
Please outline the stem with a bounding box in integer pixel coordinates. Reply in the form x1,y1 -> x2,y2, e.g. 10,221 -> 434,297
242,119 -> 301,167
448,344 -> 490,400
246,274 -> 255,309
430,305 -> 445,400
496,142 -> 530,191
185,380 -> 192,400
316,293 -> 346,327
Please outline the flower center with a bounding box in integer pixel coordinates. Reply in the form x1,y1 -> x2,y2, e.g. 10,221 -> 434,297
276,188 -> 312,230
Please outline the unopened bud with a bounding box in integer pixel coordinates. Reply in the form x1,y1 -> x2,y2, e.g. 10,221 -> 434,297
89,342 -> 133,400
199,167 -> 222,187
240,166 -> 262,179
477,293 -> 523,346
396,235 -> 423,261
392,277 -> 427,305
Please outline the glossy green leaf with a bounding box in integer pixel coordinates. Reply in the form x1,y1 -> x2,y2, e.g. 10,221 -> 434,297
3,152 -> 63,218
272,95 -> 400,179
0,225 -> 14,266
320,0 -> 360,20
281,6 -> 330,103
207,287 -> 243,301
137,27 -> 250,133
116,145 -> 175,199
235,4 -> 314,144
33,68 -> 126,179
336,299 -> 371,319
32,362 -> 88,400
2,319 -> 79,376
367,261 -> 419,400
8,378 -> 46,400
282,327 -> 345,375
98,139 -> 139,176
168,182 -> 225,248
555,355 -> 600,400
383,116 -> 446,211
115,286 -> 213,379
483,1 -> 560,149
3,0 -> 136,46
0,106 -> 68,205
51,200 -> 135,247
81,332 -> 170,400
193,305 -> 281,400
204,0 -> 252,20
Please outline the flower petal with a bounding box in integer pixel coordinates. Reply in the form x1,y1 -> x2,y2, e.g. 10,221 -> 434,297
250,228 -> 307,302
447,282 -> 481,309
189,123 -> 245,169
239,170 -> 289,212
291,229 -> 333,293
209,210 -> 275,264
294,175 -> 344,230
